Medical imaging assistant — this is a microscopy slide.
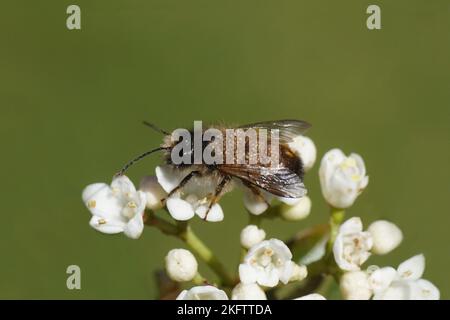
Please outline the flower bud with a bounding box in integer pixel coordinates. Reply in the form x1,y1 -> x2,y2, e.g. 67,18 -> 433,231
288,136 -> 317,172
231,283 -> 267,300
333,217 -> 373,271
165,249 -> 198,282
294,293 -> 326,300
319,149 -> 369,209
139,176 -> 167,210
368,220 -> 403,255
177,285 -> 228,300
240,225 -> 266,249
280,196 -> 312,221
288,263 -> 308,282
340,271 -> 372,300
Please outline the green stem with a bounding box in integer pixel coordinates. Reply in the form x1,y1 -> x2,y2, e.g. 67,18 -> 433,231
326,207 -> 345,254
179,226 -> 235,287
145,210 -> 235,287
192,272 -> 207,286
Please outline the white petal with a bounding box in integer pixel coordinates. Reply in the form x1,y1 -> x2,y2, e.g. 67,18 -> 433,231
280,196 -> 311,221
89,215 -> 125,234
243,191 -> 269,215
231,283 -> 267,300
412,279 -> 440,300
155,165 -> 189,193
279,261 -> 296,284
111,175 -> 137,194
369,267 -> 397,294
166,197 -> 195,221
240,225 -> 266,249
268,238 -> 293,261
239,263 -> 258,284
176,290 -> 188,300
333,235 -> 360,271
176,285 -> 228,300
340,217 -> 363,235
195,203 -> 224,222
294,293 -> 326,300
123,211 -> 144,239
83,184 -> 123,221
82,183 -> 108,203
368,220 -> 403,255
340,271 -> 372,300
327,171 -> 358,208
256,267 -> 279,287
372,281 -> 414,300
397,254 -> 425,281
319,148 -> 346,185
350,153 -> 367,178
139,176 -> 167,210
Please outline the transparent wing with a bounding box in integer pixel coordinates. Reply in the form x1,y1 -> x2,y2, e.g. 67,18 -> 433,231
219,164 -> 306,198
238,119 -> 311,144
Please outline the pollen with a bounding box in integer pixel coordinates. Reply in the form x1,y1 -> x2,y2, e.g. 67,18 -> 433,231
87,200 -> 96,208
264,248 -> 274,257
98,218 -> 107,225
340,158 -> 356,170
402,270 -> 413,278
351,174 -> 361,181
127,201 -> 137,209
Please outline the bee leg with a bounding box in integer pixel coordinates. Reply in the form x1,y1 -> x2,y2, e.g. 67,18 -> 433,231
162,171 -> 201,203
203,175 -> 231,221
242,181 -> 270,206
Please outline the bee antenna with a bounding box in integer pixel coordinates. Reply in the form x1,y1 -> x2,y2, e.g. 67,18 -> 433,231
142,121 -> 170,135
115,147 -> 168,177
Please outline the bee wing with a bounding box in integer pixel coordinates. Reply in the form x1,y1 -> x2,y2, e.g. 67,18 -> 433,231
219,164 -> 306,198
238,119 -> 311,144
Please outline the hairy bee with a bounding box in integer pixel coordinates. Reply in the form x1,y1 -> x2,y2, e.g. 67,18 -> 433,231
117,120 -> 311,218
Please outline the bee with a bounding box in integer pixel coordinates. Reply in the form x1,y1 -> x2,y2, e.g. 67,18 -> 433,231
117,120 -> 311,218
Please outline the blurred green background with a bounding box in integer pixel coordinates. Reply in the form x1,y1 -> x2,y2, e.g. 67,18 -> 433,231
1,0 -> 449,299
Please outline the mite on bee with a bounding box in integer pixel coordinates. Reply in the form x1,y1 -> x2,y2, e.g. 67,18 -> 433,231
117,120 -> 311,219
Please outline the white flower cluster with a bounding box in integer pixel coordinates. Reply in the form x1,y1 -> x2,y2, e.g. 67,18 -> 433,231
81,132 -> 440,300
176,224 -> 308,300
340,255 -> 439,300
333,217 -> 403,271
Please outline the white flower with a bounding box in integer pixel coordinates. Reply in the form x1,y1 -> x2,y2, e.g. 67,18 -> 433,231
156,165 -> 224,222
289,264 -> 308,282
370,254 -> 440,300
242,188 -> 272,215
319,149 -> 369,208
139,176 -> 167,210
367,266 -> 397,296
333,217 -> 373,271
176,285 -> 228,300
82,175 -> 146,239
240,225 -> 266,249
340,271 -> 372,300
280,196 -> 312,221
239,239 -> 305,287
294,293 -> 326,300
165,249 -> 198,282
242,185 -> 307,216
288,135 -> 317,172
231,283 -> 267,300
368,220 -> 403,255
